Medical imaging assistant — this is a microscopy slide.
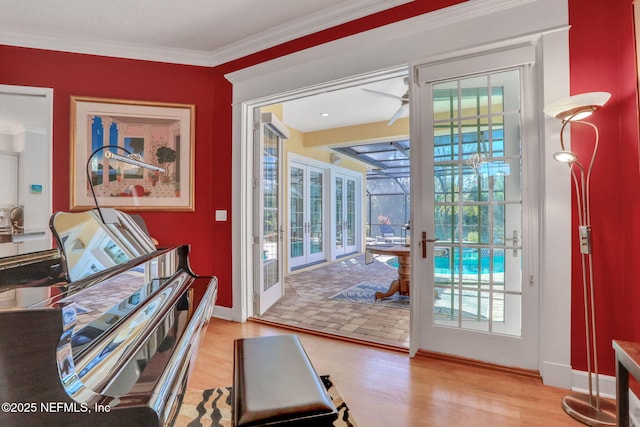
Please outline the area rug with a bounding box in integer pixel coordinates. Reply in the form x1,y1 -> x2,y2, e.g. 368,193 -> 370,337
172,375 -> 356,427
329,281 -> 409,309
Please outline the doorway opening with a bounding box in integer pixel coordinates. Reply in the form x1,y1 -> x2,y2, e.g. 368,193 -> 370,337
249,69 -> 412,349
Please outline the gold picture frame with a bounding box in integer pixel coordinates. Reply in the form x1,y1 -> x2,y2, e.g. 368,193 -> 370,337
70,96 -> 195,211
635,1 -> 640,174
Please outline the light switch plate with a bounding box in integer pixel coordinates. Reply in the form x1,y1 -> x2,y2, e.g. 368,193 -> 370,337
215,210 -> 227,221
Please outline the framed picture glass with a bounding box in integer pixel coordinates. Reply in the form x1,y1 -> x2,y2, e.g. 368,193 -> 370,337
70,96 -> 195,211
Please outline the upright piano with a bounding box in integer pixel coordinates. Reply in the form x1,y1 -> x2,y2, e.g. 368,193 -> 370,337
0,208 -> 217,426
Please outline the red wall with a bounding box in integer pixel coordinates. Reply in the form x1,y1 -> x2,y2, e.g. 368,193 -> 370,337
1,0 -> 639,376
568,0 -> 640,375
0,46 -> 232,306
0,1 -> 464,312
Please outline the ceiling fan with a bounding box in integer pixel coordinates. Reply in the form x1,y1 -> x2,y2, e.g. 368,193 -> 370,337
362,77 -> 409,126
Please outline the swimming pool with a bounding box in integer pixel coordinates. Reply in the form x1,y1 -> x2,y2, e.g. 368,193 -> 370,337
387,247 -> 506,275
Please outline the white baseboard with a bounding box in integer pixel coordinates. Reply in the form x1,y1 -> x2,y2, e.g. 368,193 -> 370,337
212,304 -> 234,321
569,369 -> 616,399
631,391 -> 640,427
541,360 -> 572,388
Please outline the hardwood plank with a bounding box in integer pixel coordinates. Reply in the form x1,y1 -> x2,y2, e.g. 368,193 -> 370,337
189,319 -> 585,426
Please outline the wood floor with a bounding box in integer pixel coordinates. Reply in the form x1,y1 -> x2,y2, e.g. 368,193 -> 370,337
188,319 -> 585,427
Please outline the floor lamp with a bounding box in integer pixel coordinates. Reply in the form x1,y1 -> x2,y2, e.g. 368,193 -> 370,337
544,92 -> 616,426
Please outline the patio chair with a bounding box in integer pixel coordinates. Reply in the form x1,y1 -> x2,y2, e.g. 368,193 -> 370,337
376,224 -> 401,244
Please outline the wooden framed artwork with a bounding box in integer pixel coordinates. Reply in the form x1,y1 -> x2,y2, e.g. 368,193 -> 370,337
70,96 -> 195,211
635,1 -> 640,174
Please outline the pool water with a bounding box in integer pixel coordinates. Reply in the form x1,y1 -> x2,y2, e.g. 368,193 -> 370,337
387,247 -> 506,275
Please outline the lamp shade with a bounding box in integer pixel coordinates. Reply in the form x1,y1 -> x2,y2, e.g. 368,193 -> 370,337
543,92 -> 611,121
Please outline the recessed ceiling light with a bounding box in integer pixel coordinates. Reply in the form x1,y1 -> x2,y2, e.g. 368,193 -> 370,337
320,112 -> 329,117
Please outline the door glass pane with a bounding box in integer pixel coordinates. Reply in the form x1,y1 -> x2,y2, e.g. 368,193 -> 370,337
346,179 -> 356,246
309,170 -> 323,255
431,68 -> 522,336
290,166 -> 304,258
335,177 -> 343,250
263,127 -> 279,291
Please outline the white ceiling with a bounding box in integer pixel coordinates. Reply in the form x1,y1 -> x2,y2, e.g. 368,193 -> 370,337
282,75 -> 409,133
0,0 -> 413,135
0,0 -> 412,66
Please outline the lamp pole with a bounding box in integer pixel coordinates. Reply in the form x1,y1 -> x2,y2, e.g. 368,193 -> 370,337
544,92 -> 616,426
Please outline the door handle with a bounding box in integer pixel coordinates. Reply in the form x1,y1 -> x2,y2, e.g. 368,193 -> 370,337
421,231 -> 439,259
502,230 -> 519,257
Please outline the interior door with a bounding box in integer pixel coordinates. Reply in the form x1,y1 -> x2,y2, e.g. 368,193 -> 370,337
254,111 -> 287,314
411,55 -> 538,369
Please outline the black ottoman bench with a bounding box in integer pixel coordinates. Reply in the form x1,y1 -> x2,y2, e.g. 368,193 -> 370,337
233,334 -> 338,427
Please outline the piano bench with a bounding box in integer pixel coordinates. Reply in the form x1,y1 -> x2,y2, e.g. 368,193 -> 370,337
233,334 -> 338,427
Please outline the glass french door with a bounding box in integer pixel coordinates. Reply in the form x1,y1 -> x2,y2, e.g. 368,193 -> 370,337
289,162 -> 325,269
335,173 -> 358,257
412,60 -> 538,369
253,112 -> 285,314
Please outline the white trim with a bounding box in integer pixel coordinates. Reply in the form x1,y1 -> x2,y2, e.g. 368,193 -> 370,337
212,305 -> 234,321
631,391 -> 640,426
0,84 -> 53,253
209,0 -> 414,66
229,0 -> 571,387
538,28 -> 573,389
287,152 -> 330,169
0,31 -> 215,67
0,1 -> 413,67
569,370 -> 617,400
231,100 -> 254,322
261,112 -> 290,139
416,43 -> 536,83
542,360 -> 573,389
225,0 -> 551,89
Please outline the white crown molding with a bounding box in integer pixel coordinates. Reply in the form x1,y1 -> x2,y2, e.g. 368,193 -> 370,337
0,0 -> 412,67
208,0 -> 413,66
0,31 -> 214,67
226,0 -> 539,84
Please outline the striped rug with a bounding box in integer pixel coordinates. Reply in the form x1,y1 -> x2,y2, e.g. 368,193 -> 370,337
172,375 -> 356,427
